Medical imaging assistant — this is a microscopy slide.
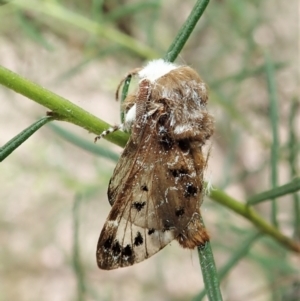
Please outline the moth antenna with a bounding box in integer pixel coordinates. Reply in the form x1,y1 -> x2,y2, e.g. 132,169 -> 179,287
115,68 -> 142,101
94,124 -> 123,143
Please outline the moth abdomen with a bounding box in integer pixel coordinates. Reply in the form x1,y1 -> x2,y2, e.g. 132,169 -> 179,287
176,214 -> 209,249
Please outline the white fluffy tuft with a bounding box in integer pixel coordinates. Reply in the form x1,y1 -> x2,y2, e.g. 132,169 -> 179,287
174,124 -> 193,135
138,59 -> 178,82
125,104 -> 136,122
124,103 -> 136,131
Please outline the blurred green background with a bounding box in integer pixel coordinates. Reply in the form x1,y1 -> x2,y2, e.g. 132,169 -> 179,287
0,1 -> 299,301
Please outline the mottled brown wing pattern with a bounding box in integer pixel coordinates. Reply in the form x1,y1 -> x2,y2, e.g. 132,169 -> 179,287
97,117 -> 177,269
97,211 -> 176,269
97,113 -> 208,269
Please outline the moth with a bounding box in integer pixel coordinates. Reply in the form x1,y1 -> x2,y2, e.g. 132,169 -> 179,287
95,59 -> 214,270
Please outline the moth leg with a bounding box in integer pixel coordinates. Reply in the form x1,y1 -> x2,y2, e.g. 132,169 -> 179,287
94,124 -> 123,142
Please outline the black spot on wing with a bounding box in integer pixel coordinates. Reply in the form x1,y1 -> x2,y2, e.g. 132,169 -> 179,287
103,236 -> 113,250
141,184 -> 148,191
122,245 -> 133,257
112,241 -> 121,256
160,135 -> 174,151
148,228 -> 155,235
120,244 -> 134,266
132,201 -> 146,211
171,168 -> 189,178
184,183 -> 198,197
163,220 -> 171,232
134,232 -> 144,246
178,139 -> 190,152
175,207 -> 185,217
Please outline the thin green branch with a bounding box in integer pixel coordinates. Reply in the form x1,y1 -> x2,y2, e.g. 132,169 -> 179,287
247,178 -> 300,205
195,231 -> 261,300
198,238 -> 223,301
0,116 -> 53,162
0,65 -> 128,148
72,194 -> 87,301
288,99 -> 300,239
164,0 -> 210,62
209,188 -> 300,253
217,232 -> 262,280
265,52 -> 279,227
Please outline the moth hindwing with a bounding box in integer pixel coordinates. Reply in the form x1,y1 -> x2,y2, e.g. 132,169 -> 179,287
96,59 -> 214,270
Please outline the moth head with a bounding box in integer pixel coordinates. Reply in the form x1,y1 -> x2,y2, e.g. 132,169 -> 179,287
116,59 -> 179,101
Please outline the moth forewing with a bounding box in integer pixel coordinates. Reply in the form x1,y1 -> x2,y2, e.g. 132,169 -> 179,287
96,59 -> 214,269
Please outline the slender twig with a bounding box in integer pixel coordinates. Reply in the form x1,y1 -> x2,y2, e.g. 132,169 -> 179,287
198,238 -> 223,301
209,188 -> 300,253
265,52 -> 279,227
0,65 -> 128,147
247,178 -> 300,205
195,231 -> 262,300
72,194 -> 86,301
164,0 -> 210,62
0,116 -> 53,162
288,99 -> 300,239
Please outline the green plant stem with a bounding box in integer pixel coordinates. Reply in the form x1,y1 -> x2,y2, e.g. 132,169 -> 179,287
209,188 -> 300,253
195,231 -> 261,300
198,239 -> 223,301
218,232 -> 261,279
288,99 -> 300,239
247,178 -> 300,205
164,0 -> 209,62
73,194 -> 86,301
0,65 -> 128,147
0,116 -> 53,162
265,52 -> 279,227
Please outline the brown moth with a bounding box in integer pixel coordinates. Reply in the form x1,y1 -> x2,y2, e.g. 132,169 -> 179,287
95,59 -> 214,270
